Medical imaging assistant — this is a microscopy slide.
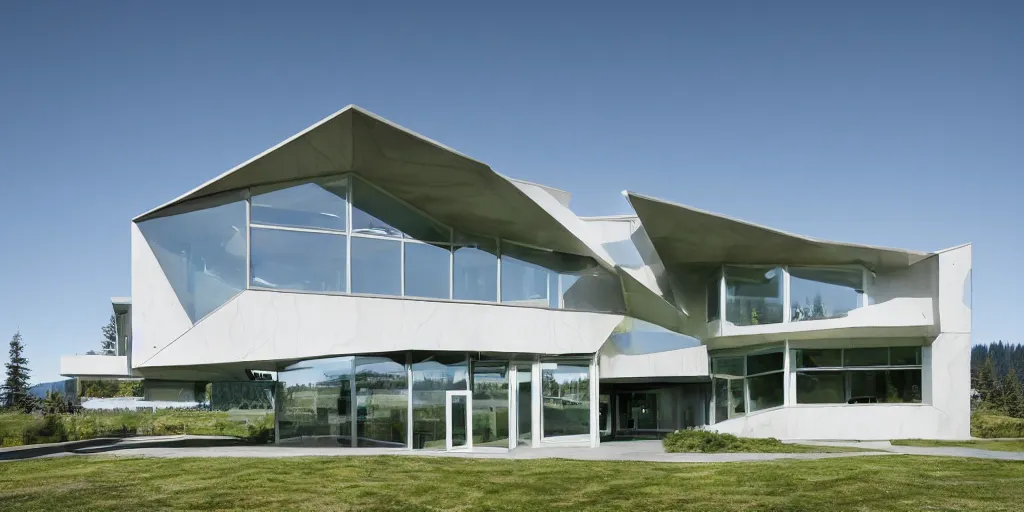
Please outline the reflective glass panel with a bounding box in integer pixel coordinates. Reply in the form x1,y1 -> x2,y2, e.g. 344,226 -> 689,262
561,264 -> 626,313
277,356 -> 354,446
890,346 -> 921,366
795,349 -> 843,368
790,267 -> 863,322
351,237 -> 401,295
355,356 -> 407,448
885,369 -> 923,403
707,270 -> 721,322
250,228 -> 346,292
453,234 -> 497,302
542,362 -> 590,437
138,201 -> 247,323
725,266 -> 783,326
747,351 -> 784,375
844,348 -> 889,367
728,379 -> 745,418
351,178 -> 449,242
472,363 -> 509,447
712,357 -> 744,377
713,378 -> 729,424
250,180 -> 347,231
796,372 -> 845,404
747,372 -> 784,412
411,354 -> 468,449
501,244 -> 555,307
404,242 -> 451,299
516,364 -> 532,444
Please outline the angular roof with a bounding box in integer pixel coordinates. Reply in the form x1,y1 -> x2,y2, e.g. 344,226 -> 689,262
625,191 -> 931,272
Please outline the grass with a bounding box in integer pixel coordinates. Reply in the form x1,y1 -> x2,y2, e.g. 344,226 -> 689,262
1,456 -> 1024,511
662,429 -> 870,453
893,438 -> 1024,452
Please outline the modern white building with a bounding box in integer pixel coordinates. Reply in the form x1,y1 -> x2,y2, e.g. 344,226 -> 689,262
61,105 -> 972,448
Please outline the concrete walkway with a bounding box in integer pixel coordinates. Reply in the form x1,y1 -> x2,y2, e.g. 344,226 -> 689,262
6,438 -> 1024,463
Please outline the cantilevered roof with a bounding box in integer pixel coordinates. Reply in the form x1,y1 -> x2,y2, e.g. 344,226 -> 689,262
135,105 -> 596,258
625,192 -> 931,272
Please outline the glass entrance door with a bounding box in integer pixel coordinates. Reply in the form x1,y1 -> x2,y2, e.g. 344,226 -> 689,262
445,390 -> 472,451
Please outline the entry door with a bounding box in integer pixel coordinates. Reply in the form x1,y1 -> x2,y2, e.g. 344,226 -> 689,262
445,390 -> 472,451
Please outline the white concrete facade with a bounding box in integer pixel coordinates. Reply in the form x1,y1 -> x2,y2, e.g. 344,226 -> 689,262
60,105 -> 971,444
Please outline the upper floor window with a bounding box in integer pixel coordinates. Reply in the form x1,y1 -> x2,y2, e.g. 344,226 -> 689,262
250,179 -> 347,232
789,266 -> 863,322
725,266 -> 783,326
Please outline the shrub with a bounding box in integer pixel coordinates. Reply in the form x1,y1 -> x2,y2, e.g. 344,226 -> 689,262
662,428 -> 791,453
972,411 -> 1024,438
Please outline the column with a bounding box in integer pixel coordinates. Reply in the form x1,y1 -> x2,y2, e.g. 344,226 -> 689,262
589,355 -> 600,448
531,361 -> 542,448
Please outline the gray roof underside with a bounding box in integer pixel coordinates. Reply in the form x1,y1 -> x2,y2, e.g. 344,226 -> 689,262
136,106 -> 593,257
625,192 -> 931,272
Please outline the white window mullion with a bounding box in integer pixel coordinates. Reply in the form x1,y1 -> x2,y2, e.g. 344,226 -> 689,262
782,266 -> 791,323
245,191 -> 252,289
346,177 -> 352,293
400,239 -> 406,296
496,238 -> 503,303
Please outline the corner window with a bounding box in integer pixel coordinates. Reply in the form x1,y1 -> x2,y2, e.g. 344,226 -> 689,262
725,266 -> 783,326
711,347 -> 785,422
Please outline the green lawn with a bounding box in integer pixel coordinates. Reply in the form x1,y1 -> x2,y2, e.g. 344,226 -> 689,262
2,456 -> 1024,511
893,438 -> 1024,452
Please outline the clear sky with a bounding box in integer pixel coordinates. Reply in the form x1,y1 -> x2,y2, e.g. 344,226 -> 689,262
1,1 -> 1021,384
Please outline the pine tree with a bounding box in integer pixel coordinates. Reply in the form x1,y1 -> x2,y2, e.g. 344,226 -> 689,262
2,331 -> 33,412
1003,366 -> 1024,419
976,356 -> 998,407
101,315 -> 117,355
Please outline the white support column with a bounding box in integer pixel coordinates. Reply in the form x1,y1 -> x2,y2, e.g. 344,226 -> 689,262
593,358 -> 601,445
406,352 -> 414,450
507,365 -> 517,450
349,369 -> 357,448
531,361 -> 542,448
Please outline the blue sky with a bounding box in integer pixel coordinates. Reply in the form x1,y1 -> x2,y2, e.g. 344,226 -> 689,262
1,1 -> 1020,384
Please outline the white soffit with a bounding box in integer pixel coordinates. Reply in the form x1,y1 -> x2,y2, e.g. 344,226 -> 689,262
625,191 -> 932,272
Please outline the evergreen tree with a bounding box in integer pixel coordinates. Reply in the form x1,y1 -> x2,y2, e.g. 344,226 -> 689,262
1003,366 -> 1024,419
2,331 -> 33,412
975,356 -> 998,407
101,315 -> 117,355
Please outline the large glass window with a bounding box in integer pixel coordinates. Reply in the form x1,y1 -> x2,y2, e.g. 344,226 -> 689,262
138,201 -> 247,323
277,357 -> 354,446
794,346 -> 923,404
711,347 -> 785,422
725,266 -> 783,326
351,236 -> 401,295
501,244 -> 556,307
404,242 -> 451,299
351,177 -> 449,242
250,227 -> 346,292
472,362 -> 509,447
789,267 -> 863,322
411,354 -> 468,449
250,179 -> 347,232
355,356 -> 407,448
541,361 -> 590,438
453,234 -> 497,302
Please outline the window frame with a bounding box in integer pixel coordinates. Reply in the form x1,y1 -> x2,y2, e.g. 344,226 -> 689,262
710,346 -> 786,423
792,346 -> 924,405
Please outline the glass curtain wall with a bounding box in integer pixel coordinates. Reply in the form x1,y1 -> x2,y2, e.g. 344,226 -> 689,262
516,364 -> 532,445
411,354 -> 469,449
471,362 -> 509,447
725,266 -> 783,326
355,356 -> 408,447
277,357 -> 354,446
790,267 -> 864,321
541,360 -> 591,438
795,347 -> 922,404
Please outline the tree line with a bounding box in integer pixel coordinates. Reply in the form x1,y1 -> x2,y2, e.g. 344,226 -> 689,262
971,341 -> 1024,419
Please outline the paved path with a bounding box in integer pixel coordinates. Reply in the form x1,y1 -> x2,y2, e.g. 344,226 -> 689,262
7,438 -> 1024,463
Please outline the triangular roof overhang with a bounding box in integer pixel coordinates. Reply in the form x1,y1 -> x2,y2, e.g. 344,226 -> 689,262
135,105 -> 596,257
626,192 -> 931,273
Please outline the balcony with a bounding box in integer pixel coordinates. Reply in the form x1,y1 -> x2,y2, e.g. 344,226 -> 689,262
60,354 -> 131,378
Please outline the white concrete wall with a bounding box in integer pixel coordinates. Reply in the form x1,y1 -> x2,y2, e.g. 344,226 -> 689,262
130,222 -> 193,367
711,402 -> 965,440
139,289 -> 623,368
600,345 -> 709,379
